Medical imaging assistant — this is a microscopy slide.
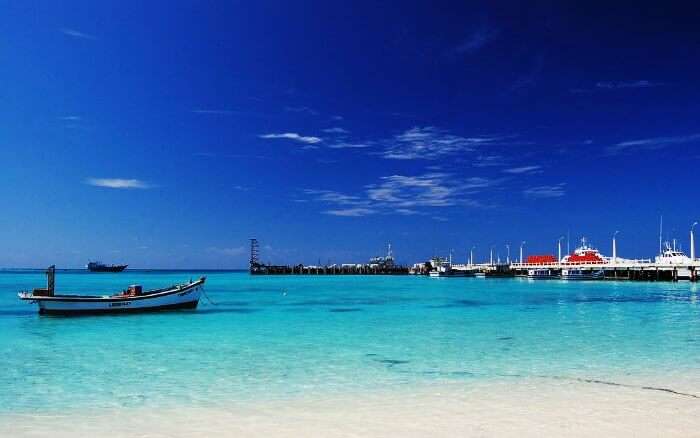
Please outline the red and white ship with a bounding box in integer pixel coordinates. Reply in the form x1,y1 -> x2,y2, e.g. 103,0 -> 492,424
560,238 -> 607,280
560,237 -> 609,264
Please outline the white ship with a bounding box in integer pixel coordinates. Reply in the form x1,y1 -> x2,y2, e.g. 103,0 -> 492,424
560,238 -> 606,280
428,254 -> 474,278
655,241 -> 694,279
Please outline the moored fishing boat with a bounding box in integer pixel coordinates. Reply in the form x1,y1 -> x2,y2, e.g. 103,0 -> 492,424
655,241 -> 694,280
18,266 -> 206,315
427,256 -> 475,277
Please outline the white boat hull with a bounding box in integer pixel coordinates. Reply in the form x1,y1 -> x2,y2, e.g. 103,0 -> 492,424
20,278 -> 204,315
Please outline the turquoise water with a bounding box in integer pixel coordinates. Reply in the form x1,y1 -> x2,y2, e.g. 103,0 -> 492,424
1,271 -> 700,413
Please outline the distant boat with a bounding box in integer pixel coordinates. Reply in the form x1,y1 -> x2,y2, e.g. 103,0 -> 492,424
86,261 -> 128,272
560,238 -> 609,264
655,241 -> 694,280
19,266 -> 206,315
427,256 -> 475,278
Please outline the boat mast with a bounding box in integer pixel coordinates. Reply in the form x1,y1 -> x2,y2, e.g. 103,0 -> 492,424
659,216 -> 663,255
46,265 -> 55,297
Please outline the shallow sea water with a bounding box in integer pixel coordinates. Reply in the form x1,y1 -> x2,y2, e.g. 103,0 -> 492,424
1,270 -> 699,413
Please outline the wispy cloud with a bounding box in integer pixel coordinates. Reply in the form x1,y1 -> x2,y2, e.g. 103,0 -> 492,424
381,126 -> 503,160
192,109 -> 236,115
607,133 -> 700,155
323,127 -> 349,134
285,106 -> 319,116
59,115 -> 81,121
473,155 -> 507,167
60,28 -> 96,40
86,178 -> 152,189
259,132 -> 322,144
523,183 -> 565,198
503,165 -> 542,175
327,142 -> 371,149
572,80 -> 666,94
325,207 -> 377,217
596,80 -> 664,89
367,174 -> 459,208
451,25 -> 499,55
304,172 -> 497,217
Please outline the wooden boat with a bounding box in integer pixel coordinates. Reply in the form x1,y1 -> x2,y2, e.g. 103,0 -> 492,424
18,266 -> 206,315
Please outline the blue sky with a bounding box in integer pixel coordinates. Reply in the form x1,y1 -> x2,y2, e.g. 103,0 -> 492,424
2,1 -> 699,268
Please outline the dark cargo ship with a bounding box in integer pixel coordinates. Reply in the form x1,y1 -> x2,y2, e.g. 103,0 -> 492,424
86,261 -> 128,272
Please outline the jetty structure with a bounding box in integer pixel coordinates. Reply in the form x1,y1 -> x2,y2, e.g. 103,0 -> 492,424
249,239 -> 409,275
411,221 -> 700,282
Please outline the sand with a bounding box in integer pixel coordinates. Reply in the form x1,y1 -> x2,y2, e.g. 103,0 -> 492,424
3,376 -> 700,437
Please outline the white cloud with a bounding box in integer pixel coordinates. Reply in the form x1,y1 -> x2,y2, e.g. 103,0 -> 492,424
303,190 -> 368,207
324,208 -> 376,217
607,133 -> 700,154
86,178 -> 151,189
323,127 -> 349,134
259,132 -> 322,144
60,28 -> 96,40
59,116 -> 81,121
305,172 -> 495,217
382,126 -> 501,160
503,165 -> 542,174
523,184 -> 565,198
367,173 -> 457,207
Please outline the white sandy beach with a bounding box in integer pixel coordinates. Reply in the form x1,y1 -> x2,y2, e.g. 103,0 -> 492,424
3,375 -> 700,438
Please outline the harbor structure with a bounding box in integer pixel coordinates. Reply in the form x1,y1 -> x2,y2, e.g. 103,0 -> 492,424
249,240 -> 409,275
251,220 -> 699,281
504,231 -> 700,282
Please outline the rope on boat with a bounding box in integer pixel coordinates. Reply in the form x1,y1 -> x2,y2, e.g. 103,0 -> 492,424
200,286 -> 219,306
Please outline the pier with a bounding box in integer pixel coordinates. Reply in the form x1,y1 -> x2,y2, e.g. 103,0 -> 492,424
249,239 -> 409,275
507,260 -> 700,282
251,222 -> 699,281
412,225 -> 700,282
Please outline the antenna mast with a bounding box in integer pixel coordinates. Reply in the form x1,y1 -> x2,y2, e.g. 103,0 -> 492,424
250,238 -> 260,269
659,216 -> 663,255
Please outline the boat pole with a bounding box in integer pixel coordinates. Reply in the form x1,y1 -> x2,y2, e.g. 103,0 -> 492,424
612,231 -> 619,265
691,222 -> 697,261
557,236 -> 564,264
46,265 -> 55,296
